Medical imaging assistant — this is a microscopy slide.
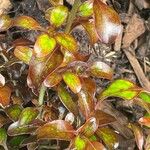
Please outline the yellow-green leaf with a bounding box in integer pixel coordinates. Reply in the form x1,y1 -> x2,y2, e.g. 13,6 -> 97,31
45,5 -> 68,27
63,71 -> 81,93
98,79 -> 142,100
138,92 -> 150,103
34,33 -> 56,58
0,15 -> 12,32
14,46 -> 33,64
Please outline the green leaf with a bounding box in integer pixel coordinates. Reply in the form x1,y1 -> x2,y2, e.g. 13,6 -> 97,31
14,16 -> 43,30
74,136 -> 87,150
55,33 -> 78,54
89,61 -> 113,80
45,5 -> 68,27
93,0 -> 121,44
78,1 -> 93,17
14,46 -> 33,64
57,84 -> 79,116
138,92 -> 150,103
5,104 -> 23,121
98,79 -> 142,100
0,15 -> 12,31
27,49 -> 63,89
18,107 -> 39,126
0,128 -> 7,150
36,120 -> 75,140
96,127 -> 119,150
63,71 -> 81,93
34,33 -> 56,58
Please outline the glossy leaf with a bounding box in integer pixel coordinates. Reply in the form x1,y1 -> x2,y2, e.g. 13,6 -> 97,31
8,121 -> 38,136
27,49 -> 63,89
96,127 -> 119,150
55,33 -> 78,54
0,74 -> 5,87
45,5 -> 68,27
93,0 -> 121,44
14,46 -> 33,64
63,71 -> 81,93
14,16 -> 42,30
5,104 -> 22,121
18,107 -> 39,126
0,15 -> 12,31
94,110 -> 116,126
0,85 -> 12,107
34,33 -> 56,58
78,117 -> 98,138
138,92 -> 150,103
49,0 -> 63,6
89,61 -> 113,80
78,1 -> 93,17
0,128 -> 7,150
44,71 -> 62,87
36,120 -> 75,140
130,123 -> 144,150
98,79 -> 142,100
81,21 -> 99,44
57,84 -> 79,116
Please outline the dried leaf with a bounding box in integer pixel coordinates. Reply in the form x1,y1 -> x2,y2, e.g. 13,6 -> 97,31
0,15 -> 12,31
145,135 -> 150,150
45,5 -> 68,27
34,33 -> 56,58
5,104 -> 22,121
48,0 -> 63,6
98,79 -> 142,100
14,46 -> 33,64
0,74 -> 5,87
78,1 -> 93,17
0,85 -> 12,108
93,0 -> 121,44
96,127 -> 119,150
57,84 -> 79,116
63,71 -> 81,93
55,33 -> 78,54
14,16 -> 42,30
36,120 -> 75,140
89,61 -> 113,80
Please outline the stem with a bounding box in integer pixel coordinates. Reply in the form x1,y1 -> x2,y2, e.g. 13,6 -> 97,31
38,84 -> 46,106
65,0 -> 81,33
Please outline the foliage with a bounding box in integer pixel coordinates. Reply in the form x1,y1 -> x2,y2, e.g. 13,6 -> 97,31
0,0 -> 150,149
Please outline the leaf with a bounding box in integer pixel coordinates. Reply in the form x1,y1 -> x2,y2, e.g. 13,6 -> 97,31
81,20 -> 99,44
36,120 -> 75,140
0,128 -> 7,150
55,33 -> 78,54
48,0 -> 63,6
0,114 -> 10,128
145,135 -> 150,150
0,15 -> 12,31
78,1 -> 93,17
94,110 -> 116,126
45,5 -> 68,27
93,0 -> 121,44
89,61 -> 113,80
78,117 -> 98,138
5,104 -> 22,121
85,141 -> 106,150
63,71 -> 82,93
0,85 -> 12,108
14,46 -> 33,64
57,84 -> 79,116
27,49 -> 63,89
0,74 -> 5,87
34,33 -> 56,58
96,127 -> 119,150
139,114 -> 150,127
98,79 -> 142,100
130,123 -> 144,150
138,92 -> 150,103
18,107 -> 39,126
12,38 -> 33,47
13,16 -> 42,30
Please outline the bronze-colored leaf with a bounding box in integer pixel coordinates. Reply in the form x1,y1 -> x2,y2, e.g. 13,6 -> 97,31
36,120 -> 75,140
93,0 -> 121,44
